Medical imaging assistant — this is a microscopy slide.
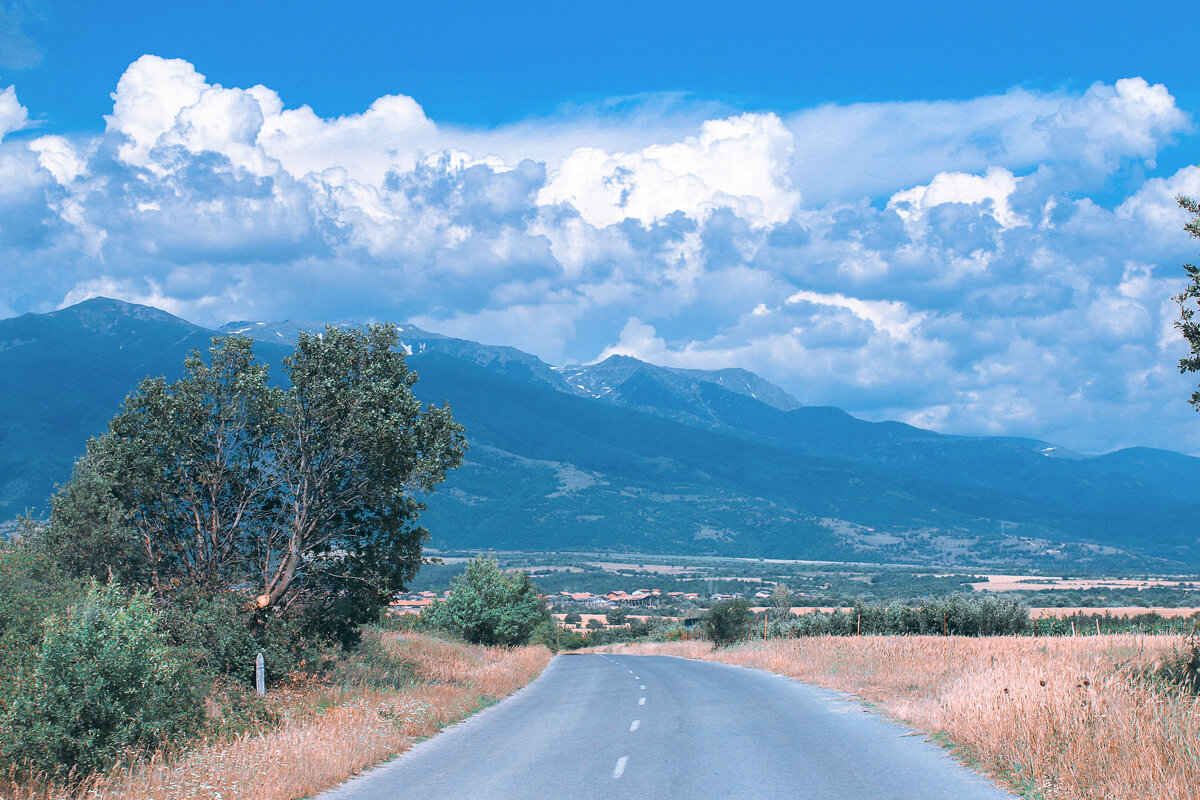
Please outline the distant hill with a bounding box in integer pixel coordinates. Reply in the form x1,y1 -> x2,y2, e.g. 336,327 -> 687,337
3,297 -> 1200,569
1085,447 -> 1200,504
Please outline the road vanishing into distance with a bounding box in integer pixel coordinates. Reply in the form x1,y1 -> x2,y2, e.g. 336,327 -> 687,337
318,654 -> 1015,800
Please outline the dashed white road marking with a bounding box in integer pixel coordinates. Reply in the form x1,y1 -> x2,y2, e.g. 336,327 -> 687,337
630,719 -> 640,731
638,697 -> 646,705
612,756 -> 628,779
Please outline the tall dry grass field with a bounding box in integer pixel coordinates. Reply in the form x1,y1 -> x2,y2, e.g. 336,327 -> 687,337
594,636 -> 1200,800
3,632 -> 551,800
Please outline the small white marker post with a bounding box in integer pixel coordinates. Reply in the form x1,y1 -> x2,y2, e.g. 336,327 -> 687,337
256,652 -> 266,696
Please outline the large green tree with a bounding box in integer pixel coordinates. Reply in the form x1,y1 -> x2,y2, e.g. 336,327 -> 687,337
81,335 -> 278,594
263,325 -> 466,641
44,324 -> 465,641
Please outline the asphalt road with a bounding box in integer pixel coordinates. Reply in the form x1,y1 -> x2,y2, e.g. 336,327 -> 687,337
317,653 -> 1016,800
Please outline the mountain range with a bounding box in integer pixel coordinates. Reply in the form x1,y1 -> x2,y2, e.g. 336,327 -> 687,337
2,297 -> 1199,568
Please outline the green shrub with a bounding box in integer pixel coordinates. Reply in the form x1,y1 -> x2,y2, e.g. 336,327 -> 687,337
0,582 -> 205,779
202,680 -> 280,739
0,544 -> 82,702
421,555 -> 551,646
706,599 -> 751,647
157,589 -> 321,687
376,610 -> 424,631
528,619 -> 569,652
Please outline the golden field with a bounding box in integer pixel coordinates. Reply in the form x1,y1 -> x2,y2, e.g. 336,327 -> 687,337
3,632 -> 551,800
591,635 -> 1200,800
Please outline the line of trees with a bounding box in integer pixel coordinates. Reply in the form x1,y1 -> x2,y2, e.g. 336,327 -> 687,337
763,595 -> 1030,638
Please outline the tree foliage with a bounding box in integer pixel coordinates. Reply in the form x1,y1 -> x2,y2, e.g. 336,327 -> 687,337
1175,194 -> 1200,407
35,460 -> 147,585
422,555 -> 550,646
0,544 -> 81,699
42,325 -> 465,645
605,606 -> 629,626
155,589 -> 316,686
0,583 -> 204,779
265,325 -> 465,644
771,583 -> 792,611
764,594 -> 1029,638
705,598 -> 751,647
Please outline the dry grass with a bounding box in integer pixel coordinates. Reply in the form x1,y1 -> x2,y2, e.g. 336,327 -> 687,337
592,636 -> 1200,800
3,632 -> 551,800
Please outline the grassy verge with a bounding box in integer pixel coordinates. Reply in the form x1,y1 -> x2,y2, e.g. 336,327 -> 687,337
589,635 -> 1200,800
4,631 -> 551,800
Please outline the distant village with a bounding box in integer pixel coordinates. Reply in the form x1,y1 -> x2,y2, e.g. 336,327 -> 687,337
390,586 -> 786,614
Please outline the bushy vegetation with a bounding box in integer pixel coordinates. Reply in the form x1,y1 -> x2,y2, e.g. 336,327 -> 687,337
156,589 -> 320,686
0,329 -> 468,786
1028,610 -> 1200,636
0,544 -> 82,698
420,555 -> 551,646
706,598 -> 752,646
766,595 -> 1030,638
0,583 -> 205,779
329,627 -> 418,690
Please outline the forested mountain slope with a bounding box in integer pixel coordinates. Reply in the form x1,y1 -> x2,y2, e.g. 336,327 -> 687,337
3,297 -> 1198,567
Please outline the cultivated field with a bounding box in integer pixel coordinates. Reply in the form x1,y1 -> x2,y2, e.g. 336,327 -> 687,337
591,635 -> 1200,800
972,574 -> 1198,592
3,632 -> 551,800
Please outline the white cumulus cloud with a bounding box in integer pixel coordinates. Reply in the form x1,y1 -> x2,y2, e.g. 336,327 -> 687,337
888,167 -> 1022,229
0,57 -> 1198,454
538,113 -> 799,228
106,55 -> 210,166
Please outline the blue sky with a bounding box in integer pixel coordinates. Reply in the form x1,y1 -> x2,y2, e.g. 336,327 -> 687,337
7,2 -> 1199,132
3,1 -> 1200,453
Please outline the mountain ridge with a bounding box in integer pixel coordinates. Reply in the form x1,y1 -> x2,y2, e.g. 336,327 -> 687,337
3,297 -> 1198,568
218,318 -> 803,416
